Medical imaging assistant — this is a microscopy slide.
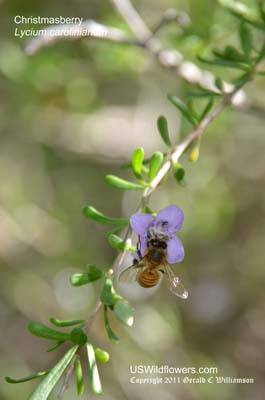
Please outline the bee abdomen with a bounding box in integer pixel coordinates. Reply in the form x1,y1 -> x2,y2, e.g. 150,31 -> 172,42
138,269 -> 160,288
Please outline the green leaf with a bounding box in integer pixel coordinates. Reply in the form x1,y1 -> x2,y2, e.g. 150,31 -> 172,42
100,278 -> 121,306
113,299 -> 134,327
28,322 -> 70,342
168,95 -> 197,126
107,233 -> 135,251
132,147 -> 144,178
199,97 -> 214,121
218,0 -> 263,29
198,55 -> 247,70
219,46 -> 246,62
174,165 -> 185,183
86,343 -> 103,395
215,77 -> 223,92
50,318 -> 85,327
144,206 -> 155,214
47,341 -> 65,352
232,71 -> 251,86
259,1 -> 265,23
157,115 -> 172,147
187,99 -> 200,121
5,371 -> 49,384
108,224 -> 127,236
256,41 -> 265,62
75,357 -> 84,395
103,305 -> 119,343
121,157 -> 150,170
188,90 -> 221,98
105,175 -> 145,190
70,265 -> 103,287
83,206 -> 129,225
148,151 -> 164,182
141,164 -> 150,175
239,22 -> 252,59
29,346 -> 78,400
94,348 -> 110,363
70,328 -> 87,346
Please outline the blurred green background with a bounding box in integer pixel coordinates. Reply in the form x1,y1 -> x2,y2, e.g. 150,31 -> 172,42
1,0 -> 265,399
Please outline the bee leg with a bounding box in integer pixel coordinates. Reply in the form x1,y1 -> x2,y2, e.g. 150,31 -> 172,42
136,236 -> 142,259
159,269 -> 165,274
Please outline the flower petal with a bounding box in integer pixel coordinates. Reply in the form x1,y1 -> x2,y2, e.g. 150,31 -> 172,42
139,235 -> 147,256
156,205 -> 184,234
130,213 -> 154,236
167,236 -> 184,263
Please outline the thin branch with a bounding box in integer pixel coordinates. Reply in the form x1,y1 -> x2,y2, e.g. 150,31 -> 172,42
23,2 -> 265,337
151,8 -> 191,36
110,0 -> 247,107
110,0 -> 152,42
84,61 -> 262,333
142,93 -> 234,202
85,223 -> 134,332
85,299 -> 102,331
24,0 -> 265,114
24,20 -> 140,55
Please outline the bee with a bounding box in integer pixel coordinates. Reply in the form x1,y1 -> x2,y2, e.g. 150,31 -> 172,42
118,234 -> 188,299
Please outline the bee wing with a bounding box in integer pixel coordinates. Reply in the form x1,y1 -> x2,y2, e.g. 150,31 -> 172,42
118,261 -> 145,283
164,264 -> 188,299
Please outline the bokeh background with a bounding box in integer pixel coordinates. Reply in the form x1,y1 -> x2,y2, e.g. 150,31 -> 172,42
1,0 -> 265,399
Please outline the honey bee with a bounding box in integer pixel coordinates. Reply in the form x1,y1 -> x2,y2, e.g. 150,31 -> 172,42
118,235 -> 188,299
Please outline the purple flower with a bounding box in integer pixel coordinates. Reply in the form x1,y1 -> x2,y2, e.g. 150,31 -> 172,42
130,205 -> 184,263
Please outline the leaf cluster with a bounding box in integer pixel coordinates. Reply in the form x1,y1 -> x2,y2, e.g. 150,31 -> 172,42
5,315 -> 110,398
